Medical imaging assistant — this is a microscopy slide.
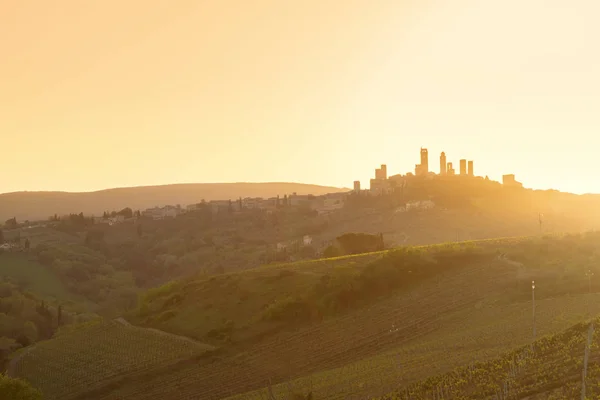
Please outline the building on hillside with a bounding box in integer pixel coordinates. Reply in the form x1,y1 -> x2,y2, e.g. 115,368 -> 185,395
303,235 -> 313,246
459,159 -> 467,176
163,206 -> 181,217
208,200 -> 232,214
440,152 -> 447,175
261,197 -> 278,211
503,174 -> 523,188
353,181 -> 361,193
370,178 -> 388,194
242,197 -> 264,210
370,163 -> 393,194
421,148 -> 429,172
107,215 -> 125,225
406,199 -> 435,211
388,174 -> 404,183
142,206 -> 177,220
468,160 -> 474,176
447,162 -> 455,175
374,166 -> 386,180
289,194 -> 316,208
186,203 -> 202,212
316,195 -> 345,215
415,148 -> 429,176
388,174 -> 406,191
276,242 -> 288,252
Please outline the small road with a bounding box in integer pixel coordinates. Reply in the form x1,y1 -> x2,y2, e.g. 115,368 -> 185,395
6,344 -> 36,377
114,317 -> 212,348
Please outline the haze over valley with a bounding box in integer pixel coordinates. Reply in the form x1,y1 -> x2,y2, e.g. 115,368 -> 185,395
3,0 -> 600,399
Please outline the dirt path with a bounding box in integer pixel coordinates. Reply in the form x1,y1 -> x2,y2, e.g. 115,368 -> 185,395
6,344 -> 36,377
114,317 -> 212,348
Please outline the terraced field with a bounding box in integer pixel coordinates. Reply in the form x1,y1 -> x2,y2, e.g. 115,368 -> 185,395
11,320 -> 215,400
377,316 -> 600,399
227,293 -> 600,400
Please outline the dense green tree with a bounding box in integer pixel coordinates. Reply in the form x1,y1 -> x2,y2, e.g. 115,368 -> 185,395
336,233 -> 385,255
4,218 -> 17,229
0,374 -> 42,400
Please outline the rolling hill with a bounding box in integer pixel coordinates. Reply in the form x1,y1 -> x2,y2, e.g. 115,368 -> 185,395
10,232 -> 600,399
9,319 -> 215,400
377,317 -> 600,399
0,182 -> 349,222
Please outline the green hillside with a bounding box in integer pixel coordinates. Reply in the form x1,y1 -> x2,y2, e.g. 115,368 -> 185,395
130,236 -> 531,344
377,317 -> 600,399
106,233 -> 600,399
10,319 -> 215,400
0,253 -> 74,303
226,294 -> 600,400
9,232 -> 600,400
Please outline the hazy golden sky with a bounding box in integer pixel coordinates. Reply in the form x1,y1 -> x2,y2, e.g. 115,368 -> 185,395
2,0 -> 599,194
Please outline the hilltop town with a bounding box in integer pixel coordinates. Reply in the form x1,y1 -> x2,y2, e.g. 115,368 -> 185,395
357,147 -> 523,195
1,147 -> 529,233
129,147 -> 529,223
139,191 -> 347,222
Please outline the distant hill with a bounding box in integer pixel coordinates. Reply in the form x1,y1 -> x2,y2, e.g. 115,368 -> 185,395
0,182 -> 349,222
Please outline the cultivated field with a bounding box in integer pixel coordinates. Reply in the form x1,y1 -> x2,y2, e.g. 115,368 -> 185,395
97,253 -> 550,399
226,293 -> 600,400
377,316 -> 600,399
11,319 -> 215,400
13,233 -> 600,400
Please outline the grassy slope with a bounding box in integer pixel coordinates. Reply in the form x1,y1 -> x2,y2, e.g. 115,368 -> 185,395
11,319 -> 215,400
131,250 -> 388,342
0,227 -> 107,311
129,236 -> 526,342
15,232 -> 600,400
0,252 -> 75,303
376,316 -> 600,399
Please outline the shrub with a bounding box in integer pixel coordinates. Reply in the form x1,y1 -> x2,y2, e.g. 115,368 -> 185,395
0,374 -> 42,400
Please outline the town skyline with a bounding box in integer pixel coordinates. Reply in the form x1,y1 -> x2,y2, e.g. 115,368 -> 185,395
355,146 -> 523,194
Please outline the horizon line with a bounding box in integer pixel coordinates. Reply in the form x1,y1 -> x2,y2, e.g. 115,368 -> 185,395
0,181 -> 353,196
